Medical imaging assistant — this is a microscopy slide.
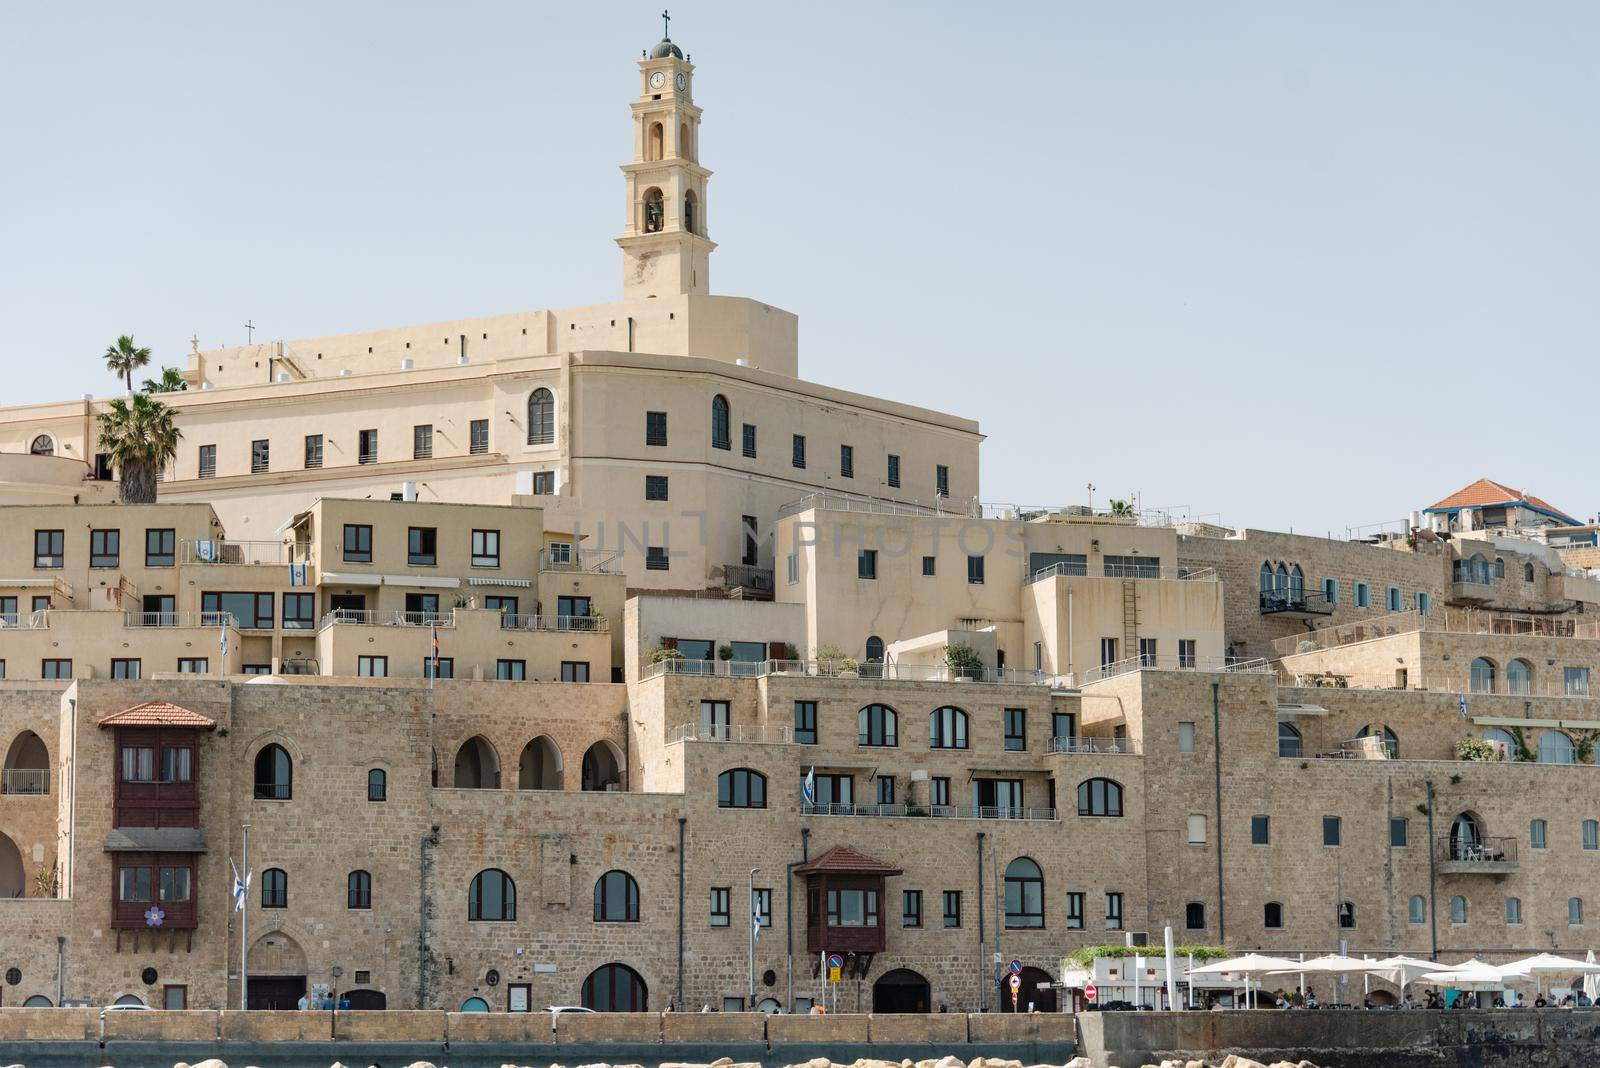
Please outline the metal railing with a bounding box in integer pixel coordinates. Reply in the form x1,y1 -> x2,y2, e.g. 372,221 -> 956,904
1,768 -> 49,795
181,539 -> 296,565
776,491 -> 982,521
721,564 -> 774,592
1273,608 -> 1600,658
1027,563 -> 1217,585
0,611 -> 49,630
1047,736 -> 1141,756
395,611 -> 454,627
667,723 -> 794,744
1259,589 -> 1335,616
123,611 -> 236,629
1436,835 -> 1518,867
640,657 -> 1059,686
500,614 -> 609,633
802,802 -> 1057,821
981,502 -> 1224,529
319,609 -> 449,629
539,548 -> 623,574
1079,655 -> 1271,685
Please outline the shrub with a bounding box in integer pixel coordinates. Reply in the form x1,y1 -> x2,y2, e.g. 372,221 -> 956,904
945,643 -> 985,679
1455,737 -> 1501,762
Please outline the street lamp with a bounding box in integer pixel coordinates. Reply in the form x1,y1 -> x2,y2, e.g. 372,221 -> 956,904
748,868 -> 761,1009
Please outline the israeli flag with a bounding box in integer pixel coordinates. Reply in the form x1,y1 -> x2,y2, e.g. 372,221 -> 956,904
753,904 -> 763,942
230,859 -> 251,912
219,621 -> 229,657
1458,693 -> 1469,718
288,562 -> 308,587
196,539 -> 217,562
803,766 -> 816,807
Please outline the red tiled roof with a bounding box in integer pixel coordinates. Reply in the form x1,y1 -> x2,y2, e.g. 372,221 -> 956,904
794,845 -> 903,876
1424,478 -> 1578,524
97,701 -> 217,729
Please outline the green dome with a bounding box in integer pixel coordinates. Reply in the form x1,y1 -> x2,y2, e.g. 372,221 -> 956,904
650,37 -> 683,60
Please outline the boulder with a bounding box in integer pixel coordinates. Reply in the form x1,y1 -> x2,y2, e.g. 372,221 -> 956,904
1219,1058 -> 1267,1068
191,1060 -> 230,1068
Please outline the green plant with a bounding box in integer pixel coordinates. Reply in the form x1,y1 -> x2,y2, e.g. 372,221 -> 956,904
1449,773 -> 1462,785
717,644 -> 734,661
905,806 -> 929,818
140,366 -> 187,393
944,643 -> 985,679
1066,945 -> 1227,970
1575,729 -> 1600,765
1508,726 -> 1538,762
103,333 -> 152,392
1455,737 -> 1502,762
1416,802 -> 1431,817
649,647 -> 686,664
1107,499 -> 1135,518
817,645 -> 849,663
1299,761 -> 1309,770
97,393 -> 181,504
783,643 -> 799,661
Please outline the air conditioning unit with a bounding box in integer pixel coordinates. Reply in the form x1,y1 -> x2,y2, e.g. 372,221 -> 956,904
1125,931 -> 1150,947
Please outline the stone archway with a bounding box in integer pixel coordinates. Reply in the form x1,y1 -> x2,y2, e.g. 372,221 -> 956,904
0,833 -> 24,898
872,968 -> 931,1013
1002,966 -> 1057,1012
247,930 -> 308,1010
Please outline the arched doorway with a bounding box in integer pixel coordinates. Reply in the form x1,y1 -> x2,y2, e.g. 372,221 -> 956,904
0,833 -> 24,898
453,736 -> 501,789
872,968 -> 931,1013
247,930 -> 308,1010
3,731 -> 49,795
581,742 -> 622,791
581,962 -> 647,1011
343,989 -> 386,1010
1002,966 -> 1057,1012
519,736 -> 562,790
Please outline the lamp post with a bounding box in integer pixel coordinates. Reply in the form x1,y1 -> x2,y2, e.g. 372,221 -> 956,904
748,868 -> 761,1009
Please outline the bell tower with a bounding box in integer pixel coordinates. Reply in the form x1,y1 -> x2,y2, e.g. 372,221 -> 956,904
617,11 -> 716,299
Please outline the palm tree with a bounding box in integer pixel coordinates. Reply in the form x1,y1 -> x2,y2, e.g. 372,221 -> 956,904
140,366 -> 187,393
97,394 -> 181,503
1108,499 -> 1136,518
103,335 -> 152,393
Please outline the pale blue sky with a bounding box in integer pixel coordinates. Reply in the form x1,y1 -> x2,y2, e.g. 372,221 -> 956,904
2,2 -> 1596,533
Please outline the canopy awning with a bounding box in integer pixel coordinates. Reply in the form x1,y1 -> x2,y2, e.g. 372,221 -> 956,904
467,577 -> 533,588
104,827 -> 208,853
320,571 -> 382,587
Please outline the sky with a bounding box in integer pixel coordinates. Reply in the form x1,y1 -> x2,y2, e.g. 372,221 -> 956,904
2,1 -> 1596,535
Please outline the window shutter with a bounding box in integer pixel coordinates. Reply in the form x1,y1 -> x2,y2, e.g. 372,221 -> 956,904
768,641 -> 787,660
661,637 -> 678,650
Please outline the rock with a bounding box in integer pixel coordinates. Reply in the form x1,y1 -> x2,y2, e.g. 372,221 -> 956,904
1187,1061 -> 1207,1068
191,1060 -> 229,1068
1063,1059 -> 1093,1068
402,1062 -> 437,1068
1220,1058 -> 1267,1068
934,1057 -> 966,1068
712,1059 -> 735,1066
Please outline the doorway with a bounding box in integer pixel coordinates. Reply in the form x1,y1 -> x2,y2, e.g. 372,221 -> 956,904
872,968 -> 931,1013
1002,967 -> 1057,1012
343,989 -> 387,1010
246,975 -> 306,1010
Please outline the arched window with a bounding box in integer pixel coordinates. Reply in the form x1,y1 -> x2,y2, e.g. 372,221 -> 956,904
1409,896 -> 1426,924
1525,562 -> 1536,582
647,121 -> 664,161
1185,901 -> 1206,931
1275,564 -> 1288,591
1507,659 -> 1533,696
460,997 -> 490,1012
29,435 -> 53,456
716,768 -> 767,809
1483,728 -> 1515,759
22,995 -> 52,1007
858,704 -> 898,747
1076,778 -> 1123,817
4,730 -> 49,794
1584,820 -> 1598,851
1263,901 -> 1283,929
864,635 -> 885,663
1494,557 -> 1505,579
367,768 -> 386,802
679,122 -> 691,160
1289,565 -> 1305,598
581,962 -> 648,1011
453,736 -> 502,789
1470,657 -> 1497,694
1537,730 -> 1575,765
1003,857 -> 1044,928
643,187 -> 664,233
1571,897 -> 1585,925
347,870 -> 372,910
1450,895 -> 1468,924
527,388 -> 555,445
261,868 -> 287,909
929,706 -> 969,749
1449,812 -> 1482,859
710,394 -> 730,450
1356,724 -> 1399,758
254,744 -> 292,800
684,189 -> 699,236
468,869 -> 516,921
594,870 -> 640,922
519,736 -> 562,790
581,741 -> 622,791
1338,901 -> 1355,929
1277,722 -> 1302,759
1259,562 -> 1274,593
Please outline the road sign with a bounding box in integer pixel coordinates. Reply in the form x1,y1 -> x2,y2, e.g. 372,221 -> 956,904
1084,983 -> 1098,1002
827,953 -> 843,969
1010,959 -> 1023,975
1010,974 -> 1021,1006
828,966 -> 842,983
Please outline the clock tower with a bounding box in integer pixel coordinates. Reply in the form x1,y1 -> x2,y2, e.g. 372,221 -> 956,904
617,12 -> 716,299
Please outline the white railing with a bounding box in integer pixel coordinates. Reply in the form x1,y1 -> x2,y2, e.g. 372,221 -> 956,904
667,723 -> 795,744
319,608 -> 450,629
1272,608 -> 1600,658
1026,563 -> 1217,585
181,539 -> 297,565
1,768 -> 49,795
500,614 -> 610,633
1079,655 -> 1271,685
641,658 -> 1059,685
539,548 -> 624,574
1047,736 -> 1141,756
776,491 -> 983,521
122,611 -> 236,629
801,802 -> 1057,821
981,502 -> 1224,530
0,611 -> 49,630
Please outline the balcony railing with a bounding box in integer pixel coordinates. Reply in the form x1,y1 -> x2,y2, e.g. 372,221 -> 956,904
1259,588 -> 1335,617
181,539 -> 296,565
1,768 -> 49,795
539,548 -> 623,574
123,611 -> 236,629
721,564 -> 774,593
1027,563 -> 1217,585
1272,607 -> 1600,659
1047,735 -> 1141,756
319,609 -> 449,629
0,611 -> 49,630
500,614 -> 610,633
667,723 -> 795,744
802,802 -> 1056,821
1436,835 -> 1518,873
641,658 -> 1060,686
1079,654 -> 1271,685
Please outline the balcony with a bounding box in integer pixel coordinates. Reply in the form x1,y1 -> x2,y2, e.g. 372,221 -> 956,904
1,768 -> 49,795
181,539 -> 298,566
1436,835 -> 1518,875
720,564 -> 774,601
1047,735 -> 1141,756
668,723 -> 794,744
1450,577 -> 1496,603
320,609 -> 451,630
1259,588 -> 1335,618
0,611 -> 48,630
641,657 -> 1059,686
500,614 -> 609,633
123,611 -> 236,629
1079,654 -> 1272,685
801,802 -> 1057,821
539,548 -> 622,574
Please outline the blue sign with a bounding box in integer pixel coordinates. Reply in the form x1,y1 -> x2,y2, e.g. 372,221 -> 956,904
1010,959 -> 1023,975
827,953 -> 844,970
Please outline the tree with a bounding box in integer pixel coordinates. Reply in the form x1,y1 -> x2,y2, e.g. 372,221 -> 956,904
140,366 -> 187,393
103,335 -> 152,393
1108,499 -> 1136,518
97,394 -> 181,503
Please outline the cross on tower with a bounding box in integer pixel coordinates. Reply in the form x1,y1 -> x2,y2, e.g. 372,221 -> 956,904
661,9 -> 670,38
244,320 -> 255,344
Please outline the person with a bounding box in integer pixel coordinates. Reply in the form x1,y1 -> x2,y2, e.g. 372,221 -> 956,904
1306,992 -> 1319,1010
296,993 -> 310,1011
1492,994 -> 1505,1008
808,1002 -> 826,1015
1362,996 -> 1374,1011
1578,992 -> 1593,1007
1536,995 -> 1548,1008
1275,994 -> 1289,1010
1401,995 -> 1416,1010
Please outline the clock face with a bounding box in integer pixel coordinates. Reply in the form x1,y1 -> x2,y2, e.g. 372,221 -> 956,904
649,71 -> 666,90
675,72 -> 686,91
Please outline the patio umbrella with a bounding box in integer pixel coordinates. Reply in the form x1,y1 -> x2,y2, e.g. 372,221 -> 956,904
1500,953 -> 1600,999
1264,954 -> 1375,1007
1369,956 -> 1449,1000
1188,954 -> 1301,1009
1420,960 -> 1531,990
1584,951 -> 1600,1002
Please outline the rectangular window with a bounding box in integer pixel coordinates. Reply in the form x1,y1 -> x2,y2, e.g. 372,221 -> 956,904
1355,582 -> 1371,608
531,470 -> 555,495
710,887 -> 730,926
111,658 -> 141,679
1178,639 -> 1197,669
1138,637 -> 1157,666
413,424 -> 433,459
358,655 -> 388,678
929,776 -> 950,808
33,529 -> 64,568
1187,814 -> 1207,845
791,434 -> 806,469
1567,667 -> 1591,697
1251,814 -> 1270,845
858,549 -> 877,580
1387,586 -> 1402,611
0,597 -> 14,626
242,664 -> 272,676
942,890 -> 961,928
471,529 -> 500,567
423,657 -> 454,679
302,433 -> 323,469
967,555 -> 985,585
1177,721 -> 1196,753
408,527 -> 438,566
1507,898 -> 1522,925
645,475 -> 669,501
1100,637 -> 1118,668
902,889 -> 922,927
742,423 -> 756,458
741,515 -> 758,566
282,593 -> 314,630
343,524 -> 373,563
41,659 -> 72,679
251,438 -> 270,473
496,659 -> 526,681
32,595 -> 49,614
645,546 -> 669,571
840,444 -> 854,478
1105,892 -> 1124,930
469,418 -> 489,455
876,775 -> 894,805
160,747 -> 192,783
198,444 -> 216,478
202,592 -> 274,630
814,774 -> 853,807
1532,819 -> 1547,849
646,410 -> 668,446
825,888 -> 879,928
560,661 -> 590,683
119,866 -> 153,903
1417,592 -> 1431,615
1585,822 -> 1598,851
1323,815 -> 1342,847
1003,708 -> 1026,751
120,746 -> 155,782
90,529 -> 120,568
358,428 -> 378,464
158,866 -> 190,903
785,551 -> 798,584
887,454 -> 901,488
793,701 -> 817,744
921,555 -> 936,576
1067,892 -> 1084,929
1390,817 -> 1409,848
163,985 -> 188,1010
936,464 -> 949,497
1323,577 -> 1338,604
177,658 -> 208,674
145,528 -> 176,567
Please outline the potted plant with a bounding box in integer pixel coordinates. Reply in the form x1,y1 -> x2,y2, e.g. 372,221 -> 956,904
817,645 -> 849,677
717,644 -> 734,661
1455,737 -> 1502,762
944,643 -> 985,682
649,646 -> 685,668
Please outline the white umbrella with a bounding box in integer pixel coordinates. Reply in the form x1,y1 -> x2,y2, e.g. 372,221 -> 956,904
1264,954 -> 1374,1007
1501,952 -> 1600,999
1421,960 -> 1531,990
1369,956 -> 1449,1000
1584,951 -> 1600,1002
1187,954 -> 1301,1009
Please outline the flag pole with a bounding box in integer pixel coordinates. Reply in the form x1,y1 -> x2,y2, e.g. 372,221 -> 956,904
240,821 -> 249,1011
